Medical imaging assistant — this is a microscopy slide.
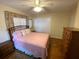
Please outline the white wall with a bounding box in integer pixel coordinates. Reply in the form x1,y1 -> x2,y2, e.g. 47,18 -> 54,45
33,12 -> 71,39
69,10 -> 76,27
69,1 -> 79,28
0,12 -> 10,43
73,1 -> 79,28
0,4 -> 26,43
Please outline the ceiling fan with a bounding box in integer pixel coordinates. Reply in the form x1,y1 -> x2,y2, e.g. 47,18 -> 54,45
17,0 -> 53,13
33,0 -> 44,12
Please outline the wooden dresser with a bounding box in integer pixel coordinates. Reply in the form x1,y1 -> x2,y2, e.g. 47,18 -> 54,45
0,40 -> 15,59
63,27 -> 79,59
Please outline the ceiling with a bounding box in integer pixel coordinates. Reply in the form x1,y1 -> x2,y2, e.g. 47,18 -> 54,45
0,0 -> 78,15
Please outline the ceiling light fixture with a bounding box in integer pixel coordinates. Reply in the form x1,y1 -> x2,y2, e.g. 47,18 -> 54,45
33,0 -> 43,12
33,6 -> 43,12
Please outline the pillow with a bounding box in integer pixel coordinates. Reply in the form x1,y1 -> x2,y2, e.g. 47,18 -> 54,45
13,29 -> 31,36
21,30 -> 26,36
25,29 -> 31,34
21,29 -> 31,36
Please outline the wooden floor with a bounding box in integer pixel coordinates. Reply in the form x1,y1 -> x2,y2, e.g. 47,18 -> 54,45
47,38 -> 63,59
6,38 -> 63,59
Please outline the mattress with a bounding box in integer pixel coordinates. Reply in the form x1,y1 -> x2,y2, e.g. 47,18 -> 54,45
13,32 -> 49,59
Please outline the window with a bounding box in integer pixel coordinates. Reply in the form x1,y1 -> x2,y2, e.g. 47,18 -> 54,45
13,17 -> 26,26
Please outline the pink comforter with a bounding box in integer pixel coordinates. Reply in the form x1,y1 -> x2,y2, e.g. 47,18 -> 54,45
13,32 -> 49,59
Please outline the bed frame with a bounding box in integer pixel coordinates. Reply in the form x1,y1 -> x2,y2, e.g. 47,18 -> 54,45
8,25 -> 29,40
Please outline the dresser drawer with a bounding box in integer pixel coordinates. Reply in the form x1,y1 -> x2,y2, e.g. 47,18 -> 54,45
63,30 -> 72,41
0,40 -> 15,58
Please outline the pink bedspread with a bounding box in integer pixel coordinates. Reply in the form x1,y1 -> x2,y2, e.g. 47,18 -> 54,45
13,32 -> 49,59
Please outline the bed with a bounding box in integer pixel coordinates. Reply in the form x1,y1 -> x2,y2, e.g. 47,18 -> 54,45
12,27 -> 49,59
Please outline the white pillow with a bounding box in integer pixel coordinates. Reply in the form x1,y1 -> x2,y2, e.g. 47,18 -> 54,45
21,30 -> 26,36
25,29 -> 31,34
20,29 -> 31,36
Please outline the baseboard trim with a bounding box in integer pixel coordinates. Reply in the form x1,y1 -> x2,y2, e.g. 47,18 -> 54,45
50,37 -> 62,40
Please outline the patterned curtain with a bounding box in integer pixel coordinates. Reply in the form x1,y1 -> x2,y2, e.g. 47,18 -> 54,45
5,11 -> 27,29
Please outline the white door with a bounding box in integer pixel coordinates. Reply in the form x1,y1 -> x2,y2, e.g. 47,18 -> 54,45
33,17 -> 51,33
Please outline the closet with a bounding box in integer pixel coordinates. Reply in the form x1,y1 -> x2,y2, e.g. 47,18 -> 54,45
33,17 -> 51,34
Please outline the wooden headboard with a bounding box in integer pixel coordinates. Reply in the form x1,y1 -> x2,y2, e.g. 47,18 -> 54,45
8,25 -> 29,40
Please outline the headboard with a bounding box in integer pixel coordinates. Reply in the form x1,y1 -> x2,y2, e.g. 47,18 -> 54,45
10,25 -> 29,31
8,25 -> 29,40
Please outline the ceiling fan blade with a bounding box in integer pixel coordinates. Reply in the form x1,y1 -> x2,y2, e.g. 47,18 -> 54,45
5,1 -> 34,7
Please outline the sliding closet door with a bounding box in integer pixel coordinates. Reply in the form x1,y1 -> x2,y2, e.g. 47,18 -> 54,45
33,17 -> 51,33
